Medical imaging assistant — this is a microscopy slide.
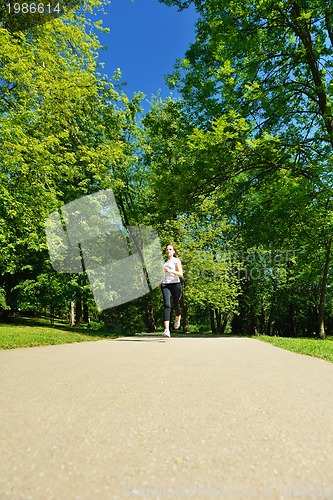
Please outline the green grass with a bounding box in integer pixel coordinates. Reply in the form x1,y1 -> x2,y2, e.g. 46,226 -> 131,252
0,317 -> 124,350
256,335 -> 333,364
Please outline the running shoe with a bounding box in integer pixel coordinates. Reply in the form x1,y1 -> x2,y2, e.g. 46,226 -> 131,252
174,316 -> 181,330
163,329 -> 170,338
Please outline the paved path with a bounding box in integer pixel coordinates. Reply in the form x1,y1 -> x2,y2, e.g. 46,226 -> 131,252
0,336 -> 333,499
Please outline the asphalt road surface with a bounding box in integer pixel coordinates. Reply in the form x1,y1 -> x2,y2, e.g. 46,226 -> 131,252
1,336 -> 333,499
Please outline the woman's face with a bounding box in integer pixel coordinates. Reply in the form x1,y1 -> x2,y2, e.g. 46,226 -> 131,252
166,246 -> 174,257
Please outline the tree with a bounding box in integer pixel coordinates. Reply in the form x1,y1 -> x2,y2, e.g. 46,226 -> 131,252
161,0 -> 333,140
158,0 -> 333,337
221,167 -> 333,337
172,198 -> 241,333
140,96 -> 195,221
139,99 -> 244,332
0,1 -> 135,320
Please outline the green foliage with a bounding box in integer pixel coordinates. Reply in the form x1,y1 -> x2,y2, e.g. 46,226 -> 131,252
156,0 -> 333,338
139,98 -> 245,330
140,97 -> 195,219
12,272 -> 97,318
0,287 -> 9,312
162,0 -> 333,141
168,198 -> 241,313
0,2 -> 142,319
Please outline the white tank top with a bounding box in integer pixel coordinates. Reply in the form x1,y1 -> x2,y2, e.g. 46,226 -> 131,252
162,258 -> 180,284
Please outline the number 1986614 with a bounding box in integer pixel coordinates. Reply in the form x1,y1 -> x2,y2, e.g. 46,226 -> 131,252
6,3 -> 61,14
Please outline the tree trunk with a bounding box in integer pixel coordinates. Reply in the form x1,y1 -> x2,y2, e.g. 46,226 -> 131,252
266,286 -> 277,336
219,313 -> 230,335
318,239 -> 331,339
179,280 -> 189,334
260,295 -> 265,334
215,308 -> 222,332
288,303 -> 296,337
50,304 -> 55,327
180,293 -> 189,334
181,303 -> 189,334
69,301 -> 75,326
291,3 -> 333,147
307,305 -> 318,336
75,300 -> 82,327
231,313 -> 242,336
210,307 -> 217,333
145,294 -> 156,332
251,307 -> 258,336
83,302 -> 89,324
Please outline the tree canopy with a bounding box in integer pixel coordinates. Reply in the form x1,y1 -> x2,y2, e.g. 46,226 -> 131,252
158,0 -> 333,337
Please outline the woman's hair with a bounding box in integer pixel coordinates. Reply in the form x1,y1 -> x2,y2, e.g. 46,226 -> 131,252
165,244 -> 178,257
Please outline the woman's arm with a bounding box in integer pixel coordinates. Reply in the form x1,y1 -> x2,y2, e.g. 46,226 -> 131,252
174,259 -> 183,278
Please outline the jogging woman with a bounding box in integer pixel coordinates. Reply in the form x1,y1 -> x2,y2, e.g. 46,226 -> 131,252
161,244 -> 183,337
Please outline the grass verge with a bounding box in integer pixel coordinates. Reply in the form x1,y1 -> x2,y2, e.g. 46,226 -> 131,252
0,317 -> 124,350
255,335 -> 333,364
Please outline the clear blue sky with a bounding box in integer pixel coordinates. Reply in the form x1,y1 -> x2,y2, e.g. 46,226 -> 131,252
95,0 -> 198,108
